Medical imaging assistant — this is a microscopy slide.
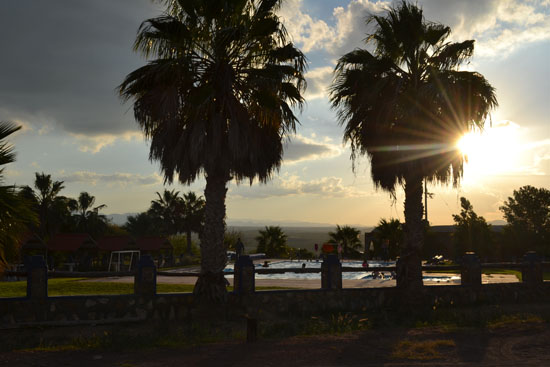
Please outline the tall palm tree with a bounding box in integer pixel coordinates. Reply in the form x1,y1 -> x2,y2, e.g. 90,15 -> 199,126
330,1 -> 497,289
255,226 -> 288,258
180,191 -> 205,254
0,122 -> 36,267
328,225 -> 362,258
119,0 -> 306,300
21,172 -> 73,239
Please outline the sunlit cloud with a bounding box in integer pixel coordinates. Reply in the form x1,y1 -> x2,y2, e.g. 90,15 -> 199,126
304,66 -> 333,100
70,131 -> 143,153
58,171 -> 162,187
283,134 -> 342,164
229,175 -> 370,199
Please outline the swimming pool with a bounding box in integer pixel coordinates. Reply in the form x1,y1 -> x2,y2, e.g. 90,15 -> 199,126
223,259 -> 460,282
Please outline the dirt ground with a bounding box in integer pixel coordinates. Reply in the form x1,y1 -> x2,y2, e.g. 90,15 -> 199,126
1,321 -> 550,367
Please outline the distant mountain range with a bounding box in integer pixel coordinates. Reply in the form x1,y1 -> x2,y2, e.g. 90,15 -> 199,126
106,213 -> 507,228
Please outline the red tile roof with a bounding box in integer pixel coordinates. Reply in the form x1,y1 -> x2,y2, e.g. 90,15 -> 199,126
47,233 -> 97,252
97,236 -> 136,251
135,236 -> 172,252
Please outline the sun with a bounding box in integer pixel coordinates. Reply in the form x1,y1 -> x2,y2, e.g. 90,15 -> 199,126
455,121 -> 523,183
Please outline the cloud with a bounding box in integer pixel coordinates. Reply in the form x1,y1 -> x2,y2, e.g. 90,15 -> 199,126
304,66 -> 333,100
280,0 -> 386,55
0,0 -> 157,137
419,0 -> 550,58
283,134 -> 342,164
58,171 -> 162,187
283,0 -> 549,62
70,131 -> 143,153
229,174 -> 371,199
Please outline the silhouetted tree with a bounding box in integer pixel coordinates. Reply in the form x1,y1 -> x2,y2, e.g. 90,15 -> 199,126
180,191 -> 205,254
500,186 -> 550,257
149,189 -> 182,235
452,197 -> 493,259
21,172 -> 73,239
69,192 -> 108,238
328,225 -> 362,259
124,212 -> 162,236
0,122 -> 37,267
374,218 -> 403,260
255,226 -> 289,258
330,1 -> 497,289
119,0 -> 306,300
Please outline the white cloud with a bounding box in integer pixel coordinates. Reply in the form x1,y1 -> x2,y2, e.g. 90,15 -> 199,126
70,131 -> 143,153
280,0 -> 386,55
304,66 -> 333,100
229,174 -> 370,199
283,0 -> 550,61
58,171 -> 162,187
283,134 -> 342,164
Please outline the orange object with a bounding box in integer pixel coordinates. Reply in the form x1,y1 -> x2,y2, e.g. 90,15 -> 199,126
322,243 -> 334,253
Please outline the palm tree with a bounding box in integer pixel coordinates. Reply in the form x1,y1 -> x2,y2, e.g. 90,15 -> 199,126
21,172 -> 73,239
149,189 -> 182,236
180,191 -> 205,254
119,0 -> 306,300
124,212 -> 162,236
328,225 -> 362,258
374,218 -> 403,260
70,192 -> 108,238
0,122 -> 37,267
255,226 -> 289,258
330,1 -> 497,289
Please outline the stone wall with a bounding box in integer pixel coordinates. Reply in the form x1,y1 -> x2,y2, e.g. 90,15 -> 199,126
1,254 -> 549,328
2,283 -> 550,328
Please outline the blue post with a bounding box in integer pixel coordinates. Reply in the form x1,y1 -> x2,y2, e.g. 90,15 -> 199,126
134,255 -> 156,297
26,255 -> 47,299
234,255 -> 255,294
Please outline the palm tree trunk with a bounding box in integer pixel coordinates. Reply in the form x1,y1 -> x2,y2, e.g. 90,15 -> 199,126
194,173 -> 228,302
400,174 -> 424,290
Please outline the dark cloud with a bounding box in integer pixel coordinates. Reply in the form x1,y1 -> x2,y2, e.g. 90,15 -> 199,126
0,0 -> 159,135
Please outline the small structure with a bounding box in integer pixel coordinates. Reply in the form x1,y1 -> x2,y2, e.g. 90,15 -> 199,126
47,233 -> 97,271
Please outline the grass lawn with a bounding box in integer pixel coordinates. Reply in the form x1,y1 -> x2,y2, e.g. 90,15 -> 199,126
0,278 -> 293,298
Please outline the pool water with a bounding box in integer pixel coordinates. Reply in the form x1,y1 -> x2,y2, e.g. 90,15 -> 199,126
223,260 -> 460,283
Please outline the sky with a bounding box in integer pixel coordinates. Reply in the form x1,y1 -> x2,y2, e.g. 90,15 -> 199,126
1,0 -> 549,227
